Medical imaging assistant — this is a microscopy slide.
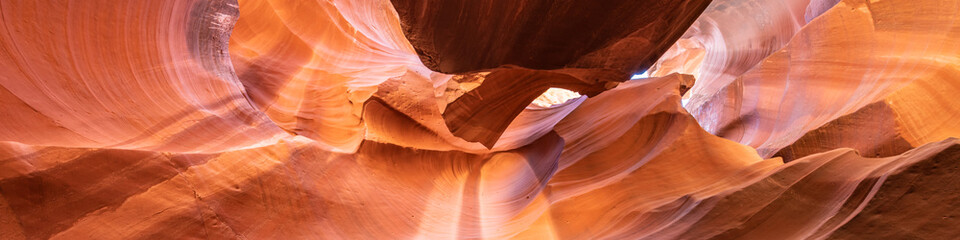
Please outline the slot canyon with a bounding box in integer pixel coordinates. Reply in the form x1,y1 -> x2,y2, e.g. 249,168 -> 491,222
1,0 -> 960,239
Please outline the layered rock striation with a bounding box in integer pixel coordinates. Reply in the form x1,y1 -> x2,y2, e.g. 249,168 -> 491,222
1,0 -> 959,239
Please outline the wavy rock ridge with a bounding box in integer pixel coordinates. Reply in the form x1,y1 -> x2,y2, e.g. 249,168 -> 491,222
1,0 -> 959,239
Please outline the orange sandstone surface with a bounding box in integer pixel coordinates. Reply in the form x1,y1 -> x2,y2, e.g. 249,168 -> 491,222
1,0 -> 959,239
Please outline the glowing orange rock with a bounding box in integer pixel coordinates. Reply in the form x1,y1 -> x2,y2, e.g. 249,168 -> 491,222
0,1 -> 287,153
1,0 -> 959,239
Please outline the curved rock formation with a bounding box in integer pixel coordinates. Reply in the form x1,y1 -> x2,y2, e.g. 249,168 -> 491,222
0,1 -> 288,153
390,0 -> 711,74
658,0 -> 960,158
2,0 -> 960,239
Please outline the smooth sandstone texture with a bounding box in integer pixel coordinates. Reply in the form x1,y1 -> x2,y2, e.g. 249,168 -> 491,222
228,0 -> 428,153
0,1 -> 288,153
654,0 -> 960,158
390,0 -> 712,74
649,0 -> 832,97
1,0 -> 960,239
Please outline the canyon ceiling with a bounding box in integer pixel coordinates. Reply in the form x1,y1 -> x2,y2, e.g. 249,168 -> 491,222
1,0 -> 959,239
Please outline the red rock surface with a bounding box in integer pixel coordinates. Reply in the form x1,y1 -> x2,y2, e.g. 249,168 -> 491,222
390,0 -> 711,74
1,0 -> 959,239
